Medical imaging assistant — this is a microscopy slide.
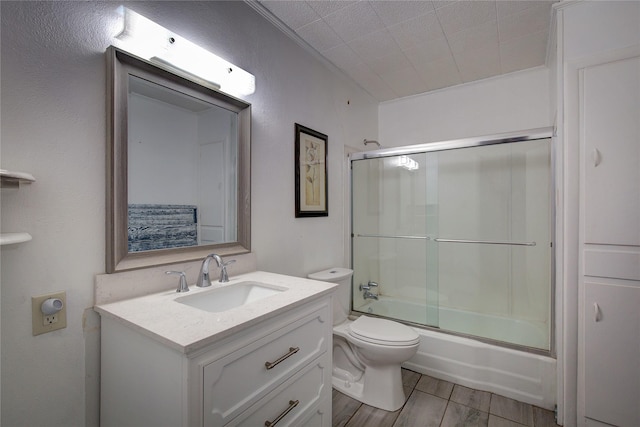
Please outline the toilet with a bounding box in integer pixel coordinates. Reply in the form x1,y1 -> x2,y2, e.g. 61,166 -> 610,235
308,268 -> 420,411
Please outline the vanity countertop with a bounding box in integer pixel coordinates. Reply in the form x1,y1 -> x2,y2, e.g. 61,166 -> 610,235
94,271 -> 337,354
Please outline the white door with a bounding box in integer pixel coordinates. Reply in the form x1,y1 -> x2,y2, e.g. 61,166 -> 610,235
582,56 -> 640,246
199,141 -> 225,244
584,281 -> 640,426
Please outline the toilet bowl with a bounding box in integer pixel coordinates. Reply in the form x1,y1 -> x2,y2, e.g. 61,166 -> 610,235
308,268 -> 420,411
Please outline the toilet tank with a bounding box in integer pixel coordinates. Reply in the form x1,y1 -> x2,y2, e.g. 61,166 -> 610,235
307,267 -> 353,325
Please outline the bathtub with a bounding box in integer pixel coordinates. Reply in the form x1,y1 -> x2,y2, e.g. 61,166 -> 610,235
356,297 -> 556,410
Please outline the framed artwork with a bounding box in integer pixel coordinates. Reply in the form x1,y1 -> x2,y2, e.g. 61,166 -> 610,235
295,123 -> 328,217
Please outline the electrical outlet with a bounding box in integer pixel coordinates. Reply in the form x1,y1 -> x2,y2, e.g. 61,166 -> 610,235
32,291 -> 67,336
43,313 -> 59,326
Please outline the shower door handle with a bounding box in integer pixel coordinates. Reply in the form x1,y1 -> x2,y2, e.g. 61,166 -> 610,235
434,238 -> 536,246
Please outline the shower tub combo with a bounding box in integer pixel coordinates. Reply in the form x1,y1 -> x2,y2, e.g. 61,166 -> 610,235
350,128 -> 556,409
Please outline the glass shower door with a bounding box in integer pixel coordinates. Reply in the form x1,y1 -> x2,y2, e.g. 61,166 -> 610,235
350,136 -> 552,351
351,153 -> 439,327
434,139 -> 551,349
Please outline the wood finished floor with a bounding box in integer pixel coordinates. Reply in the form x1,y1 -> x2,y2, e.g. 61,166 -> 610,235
332,369 -> 561,427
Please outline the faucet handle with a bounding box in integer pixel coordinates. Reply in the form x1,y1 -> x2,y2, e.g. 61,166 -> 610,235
359,281 -> 379,291
166,271 -> 189,293
218,259 -> 236,283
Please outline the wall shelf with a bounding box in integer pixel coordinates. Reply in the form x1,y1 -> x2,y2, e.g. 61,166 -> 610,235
1,169 -> 36,188
0,232 -> 33,246
1,169 -> 35,245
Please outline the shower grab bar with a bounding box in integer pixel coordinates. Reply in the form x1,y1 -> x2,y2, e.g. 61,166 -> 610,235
355,234 -> 535,246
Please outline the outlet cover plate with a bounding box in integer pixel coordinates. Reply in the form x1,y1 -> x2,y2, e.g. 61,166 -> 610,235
32,291 -> 67,336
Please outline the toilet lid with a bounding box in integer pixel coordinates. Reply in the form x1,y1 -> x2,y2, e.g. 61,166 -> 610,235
348,316 -> 420,346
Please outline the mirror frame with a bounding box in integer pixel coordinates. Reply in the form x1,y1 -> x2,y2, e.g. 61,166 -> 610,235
106,46 -> 251,273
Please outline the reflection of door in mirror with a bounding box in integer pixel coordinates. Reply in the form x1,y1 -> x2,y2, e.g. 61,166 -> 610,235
199,140 -> 224,245
127,75 -> 238,252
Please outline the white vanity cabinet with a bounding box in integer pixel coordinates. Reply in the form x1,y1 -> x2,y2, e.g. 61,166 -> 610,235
100,295 -> 333,427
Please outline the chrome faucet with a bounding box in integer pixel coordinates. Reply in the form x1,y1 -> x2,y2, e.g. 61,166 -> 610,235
363,290 -> 378,300
359,281 -> 379,300
196,253 -> 236,287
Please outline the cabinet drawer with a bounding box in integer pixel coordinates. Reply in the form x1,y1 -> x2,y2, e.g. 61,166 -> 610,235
225,354 -> 331,427
203,304 -> 330,425
584,248 -> 640,281
299,396 -> 331,427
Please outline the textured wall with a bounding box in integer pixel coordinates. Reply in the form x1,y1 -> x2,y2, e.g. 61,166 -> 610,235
0,2 -> 377,425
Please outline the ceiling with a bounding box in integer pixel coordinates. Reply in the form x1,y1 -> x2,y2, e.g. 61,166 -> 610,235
252,0 -> 557,102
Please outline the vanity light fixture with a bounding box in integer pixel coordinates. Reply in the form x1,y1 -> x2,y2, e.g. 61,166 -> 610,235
114,7 -> 255,97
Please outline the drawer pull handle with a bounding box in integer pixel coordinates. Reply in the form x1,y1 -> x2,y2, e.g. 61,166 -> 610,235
265,347 -> 299,370
264,399 -> 299,426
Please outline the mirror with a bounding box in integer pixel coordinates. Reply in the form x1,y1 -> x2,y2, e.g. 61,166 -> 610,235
107,47 -> 250,272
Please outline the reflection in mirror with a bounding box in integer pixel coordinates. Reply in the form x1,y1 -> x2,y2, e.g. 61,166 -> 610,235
107,47 -> 251,273
127,76 -> 238,251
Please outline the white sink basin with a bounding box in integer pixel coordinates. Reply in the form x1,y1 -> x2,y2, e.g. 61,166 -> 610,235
175,281 -> 286,313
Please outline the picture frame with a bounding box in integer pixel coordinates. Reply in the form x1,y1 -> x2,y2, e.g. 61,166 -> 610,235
295,123 -> 328,217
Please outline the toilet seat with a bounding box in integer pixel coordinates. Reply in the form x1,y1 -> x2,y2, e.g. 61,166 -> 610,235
348,316 -> 420,347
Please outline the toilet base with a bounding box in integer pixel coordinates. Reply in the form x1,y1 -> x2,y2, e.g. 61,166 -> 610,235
332,371 -> 364,403
331,318 -> 418,412
332,364 -> 407,412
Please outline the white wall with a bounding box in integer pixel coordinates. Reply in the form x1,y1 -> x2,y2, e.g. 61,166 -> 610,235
0,2 -> 377,425
128,93 -> 200,205
379,66 -> 551,147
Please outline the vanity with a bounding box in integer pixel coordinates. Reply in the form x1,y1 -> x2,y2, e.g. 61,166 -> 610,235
98,40 -> 336,426
95,271 -> 336,427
